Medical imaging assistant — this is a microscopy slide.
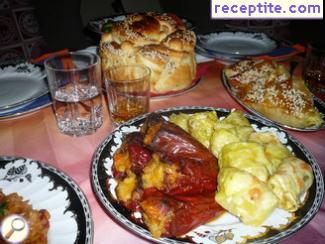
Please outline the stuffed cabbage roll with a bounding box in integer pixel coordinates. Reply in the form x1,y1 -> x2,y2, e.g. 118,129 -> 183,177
219,142 -> 271,182
210,128 -> 240,158
169,113 -> 190,132
248,132 -> 292,173
187,111 -> 218,148
210,110 -> 254,157
268,157 -> 314,212
216,110 -> 254,141
215,167 -> 278,226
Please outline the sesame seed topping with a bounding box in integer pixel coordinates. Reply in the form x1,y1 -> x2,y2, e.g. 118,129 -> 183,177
231,60 -> 312,117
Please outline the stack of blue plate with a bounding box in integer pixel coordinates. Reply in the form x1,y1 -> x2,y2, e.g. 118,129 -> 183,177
0,63 -> 52,119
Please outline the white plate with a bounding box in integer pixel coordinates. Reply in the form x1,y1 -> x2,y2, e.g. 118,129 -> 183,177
0,156 -> 93,244
91,106 -> 324,244
197,32 -> 277,57
0,63 -> 48,110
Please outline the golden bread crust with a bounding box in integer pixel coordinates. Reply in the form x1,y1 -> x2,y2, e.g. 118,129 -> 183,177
100,12 -> 197,93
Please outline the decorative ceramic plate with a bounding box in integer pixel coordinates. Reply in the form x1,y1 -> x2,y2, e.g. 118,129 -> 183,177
0,156 -> 93,244
196,32 -> 277,60
87,14 -> 195,35
0,63 -> 49,110
221,71 -> 325,132
91,106 -> 324,244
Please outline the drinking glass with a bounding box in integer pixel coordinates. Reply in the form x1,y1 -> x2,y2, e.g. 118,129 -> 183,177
303,42 -> 325,101
104,65 -> 151,126
44,52 -> 103,136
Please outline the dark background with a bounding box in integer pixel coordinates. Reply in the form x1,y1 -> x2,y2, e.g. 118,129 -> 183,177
0,0 -> 323,66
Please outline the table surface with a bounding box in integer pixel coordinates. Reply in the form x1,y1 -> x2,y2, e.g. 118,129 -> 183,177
0,61 -> 324,244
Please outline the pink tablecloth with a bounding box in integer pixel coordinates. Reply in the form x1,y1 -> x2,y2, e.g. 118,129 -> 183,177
0,62 -> 324,244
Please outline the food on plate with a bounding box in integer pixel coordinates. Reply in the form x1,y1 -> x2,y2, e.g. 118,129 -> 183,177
112,114 -> 223,238
215,167 -> 278,226
219,142 -> 271,182
268,157 -> 314,212
170,110 -> 254,158
223,59 -> 324,128
211,110 -> 254,157
140,191 -> 222,238
0,190 -> 50,244
248,132 -> 292,171
100,12 -> 197,93
169,110 -> 314,226
170,111 -> 218,148
111,109 -> 315,238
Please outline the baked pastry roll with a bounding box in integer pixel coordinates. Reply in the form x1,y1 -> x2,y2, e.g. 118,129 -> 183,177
215,167 -> 278,226
268,157 -> 314,212
224,60 -> 324,128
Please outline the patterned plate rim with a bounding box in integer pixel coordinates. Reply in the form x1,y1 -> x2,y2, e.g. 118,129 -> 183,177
0,156 -> 94,244
91,106 -> 324,244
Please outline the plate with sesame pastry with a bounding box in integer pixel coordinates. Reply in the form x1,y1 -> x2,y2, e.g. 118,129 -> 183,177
222,59 -> 325,131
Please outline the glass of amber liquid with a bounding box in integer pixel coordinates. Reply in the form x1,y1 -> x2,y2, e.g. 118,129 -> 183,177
104,65 -> 151,126
303,42 -> 325,101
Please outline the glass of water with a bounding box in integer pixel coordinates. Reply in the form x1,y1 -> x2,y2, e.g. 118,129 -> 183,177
44,52 -> 103,136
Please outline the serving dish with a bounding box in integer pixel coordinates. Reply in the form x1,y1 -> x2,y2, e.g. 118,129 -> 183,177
88,14 -> 195,35
91,106 -> 324,243
0,156 -> 93,244
221,71 -> 325,132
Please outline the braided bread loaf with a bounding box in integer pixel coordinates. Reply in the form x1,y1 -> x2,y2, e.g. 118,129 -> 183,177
100,12 -> 197,93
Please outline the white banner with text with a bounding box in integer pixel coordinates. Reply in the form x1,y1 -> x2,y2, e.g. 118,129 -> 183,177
211,0 -> 323,19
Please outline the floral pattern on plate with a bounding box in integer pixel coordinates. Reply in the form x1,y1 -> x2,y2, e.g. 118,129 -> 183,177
0,157 -> 93,244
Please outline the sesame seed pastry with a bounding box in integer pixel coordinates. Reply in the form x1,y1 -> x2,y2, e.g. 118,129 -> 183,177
100,12 -> 197,93
224,60 -> 324,129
